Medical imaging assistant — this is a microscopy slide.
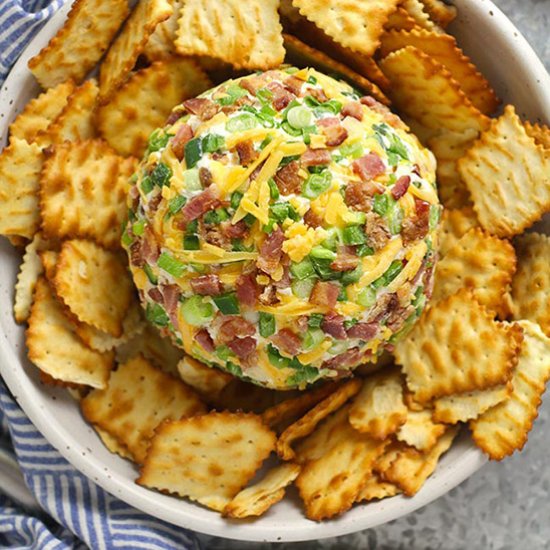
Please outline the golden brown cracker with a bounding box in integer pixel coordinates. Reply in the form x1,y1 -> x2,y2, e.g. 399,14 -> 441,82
396,410 -> 446,451
143,0 -> 184,60
93,426 -> 134,461
419,0 -> 457,28
137,412 -> 276,511
438,206 -> 478,259
355,473 -> 401,503
524,121 -> 550,151
385,7 -> 418,31
176,356 -> 233,401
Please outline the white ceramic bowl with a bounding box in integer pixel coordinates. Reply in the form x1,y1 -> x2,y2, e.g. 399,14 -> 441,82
0,0 -> 549,542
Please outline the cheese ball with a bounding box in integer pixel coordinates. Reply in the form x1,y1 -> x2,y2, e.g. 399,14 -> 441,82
123,67 -> 440,390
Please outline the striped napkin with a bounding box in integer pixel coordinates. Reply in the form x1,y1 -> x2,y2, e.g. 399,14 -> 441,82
0,2 -> 200,548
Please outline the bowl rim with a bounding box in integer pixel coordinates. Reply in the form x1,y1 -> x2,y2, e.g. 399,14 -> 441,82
0,0 -> 549,542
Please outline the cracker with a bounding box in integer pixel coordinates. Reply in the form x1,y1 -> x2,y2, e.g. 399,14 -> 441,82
40,139 -> 137,248
9,80 -> 74,144
471,321 -> 550,460
212,380 -> 283,414
438,206 -> 478,258
99,0 -> 173,102
46,79 -> 99,144
0,138 -> 43,239
295,423 -> 389,520
399,0 -> 438,31
293,0 -> 399,57
177,356 -> 233,401
355,473 -> 401,503
283,34 -> 390,106
379,46 -> 490,134
433,384 -> 511,424
175,0 -> 284,70
137,412 -> 276,511
93,425 -> 133,461
381,29 -> 499,115
54,240 -> 133,337
28,0 -> 128,89
385,7 -> 417,31
432,228 -> 517,318
82,355 -> 206,464
38,249 -> 59,283
348,367 -> 408,439
223,463 -> 300,518
277,378 -> 362,461
143,0 -> 183,60
396,410 -> 446,451
379,426 -> 458,496
511,233 -> 550,337
419,0 -> 457,28
115,325 -> 184,377
458,105 -> 550,237
261,382 -> 341,432
524,121 -> 550,151
27,278 -> 113,388
394,290 -> 523,403
97,57 -> 211,158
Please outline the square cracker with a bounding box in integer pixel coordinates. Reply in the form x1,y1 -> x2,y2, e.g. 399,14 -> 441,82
470,321 -> 550,460
395,410 -> 446,452
97,57 -> 211,158
511,233 -> 550,338
293,0 -> 399,57
28,0 -> 128,89
81,355 -> 206,464
53,239 -> 134,337
40,139 -> 137,249
394,290 -> 523,403
175,0 -> 284,70
99,0 -> 173,102
26,278 -> 113,388
432,227 -> 516,318
143,0 -> 184,61
438,206 -> 478,259
458,105 -> 550,237
137,412 -> 276,511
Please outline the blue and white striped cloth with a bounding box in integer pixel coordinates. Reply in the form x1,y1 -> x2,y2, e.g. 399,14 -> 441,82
0,2 -> 201,548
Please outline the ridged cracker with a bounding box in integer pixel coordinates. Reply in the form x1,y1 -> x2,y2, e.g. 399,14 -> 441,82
438,206 -> 478,258
355,473 -> 401,503
396,410 -> 446,451
143,0 -> 184,60
177,356 -> 233,402
399,0 -> 439,31
524,121 -> 550,151
419,0 -> 457,28
385,7 -> 417,31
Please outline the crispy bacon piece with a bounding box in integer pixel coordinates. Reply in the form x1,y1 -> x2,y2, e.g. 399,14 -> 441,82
365,212 -> 391,251
341,101 -> 363,121
360,96 -> 403,128
322,347 -> 362,370
274,160 -> 303,195
310,281 -> 340,309
228,336 -> 257,359
347,322 -> 378,340
308,87 -> 328,103
190,274 -> 223,296
217,316 -> 256,344
195,329 -> 215,353
161,284 -> 180,327
284,75 -> 304,96
259,284 -> 278,305
240,75 -> 267,95
391,175 -> 411,200
352,152 -> 386,182
401,198 -> 430,244
304,208 -> 324,228
345,180 -> 384,211
267,81 -> 296,111
199,167 -> 213,187
257,228 -> 284,275
301,148 -> 331,168
129,241 -> 143,267
321,313 -> 347,340
182,97 -> 218,120
386,305 -> 415,332
317,117 -> 348,147
148,288 -> 163,303
180,185 -> 220,223
330,254 -> 359,272
171,124 -> 193,161
235,139 -> 259,166
271,328 -> 301,356
141,226 -> 159,264
166,108 -> 185,125
221,219 -> 249,239
236,273 -> 259,307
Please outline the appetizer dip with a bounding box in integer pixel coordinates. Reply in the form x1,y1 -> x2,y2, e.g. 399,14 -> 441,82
124,67 -> 440,389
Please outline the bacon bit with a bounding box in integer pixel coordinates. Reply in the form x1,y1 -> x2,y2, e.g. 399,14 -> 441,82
259,284 -> 278,305
330,254 -> 359,272
322,347 -> 362,370
236,273 -> 259,307
341,101 -> 363,121
301,148 -> 331,168
190,274 -> 223,296
141,226 -> 159,263
386,305 -> 415,332
228,336 -> 257,359
195,329 -> 215,353
274,161 -> 303,195
257,228 -> 285,275
171,124 -> 193,161
218,316 -> 255,344
345,181 -> 383,212
148,288 -> 163,303
284,75 -> 304,96
391,175 -> 411,200
321,314 -> 347,340
401,198 -> 430,244
129,241 -> 143,267
199,167 -> 213,187
203,224 -> 230,249
240,75 -> 268,95
423,264 -> 435,299
267,81 -> 296,111
180,185 -> 220,222
166,108 -> 185,125
271,328 -> 301,356
182,97 -> 218,121
221,95 -> 253,115
352,152 -> 385,182
221,219 -> 249,239
365,212 -> 391,251
273,264 -> 291,289
161,284 -> 181,327
360,96 -> 403,128
308,87 -> 328,103
310,281 -> 339,309
347,322 -> 378,340
317,117 -> 348,147
304,208 -> 324,228
147,193 -> 162,214
235,140 -> 259,166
